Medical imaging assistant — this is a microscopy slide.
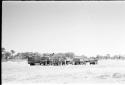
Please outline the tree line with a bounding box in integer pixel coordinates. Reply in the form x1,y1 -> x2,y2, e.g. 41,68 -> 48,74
2,47 -> 125,62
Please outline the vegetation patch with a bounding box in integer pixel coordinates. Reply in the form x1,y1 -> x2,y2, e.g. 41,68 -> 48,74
97,74 -> 110,79
112,73 -> 122,78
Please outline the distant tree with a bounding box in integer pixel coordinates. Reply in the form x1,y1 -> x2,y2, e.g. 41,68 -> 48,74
113,55 -> 120,59
1,48 -> 12,60
64,52 -> 75,59
119,55 -> 125,60
10,50 -> 15,54
113,55 -> 117,59
53,53 -> 66,59
4,51 -> 11,60
105,54 -> 110,59
14,53 -> 22,59
21,52 -> 34,59
14,52 -> 28,59
2,47 -> 6,59
96,54 -> 103,60
33,52 -> 42,58
16,52 -> 42,59
2,47 -> 5,52
43,53 -> 51,57
81,55 -> 87,59
114,55 -> 125,60
10,50 -> 15,59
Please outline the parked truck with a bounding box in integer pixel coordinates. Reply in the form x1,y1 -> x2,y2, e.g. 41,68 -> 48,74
28,56 -> 41,66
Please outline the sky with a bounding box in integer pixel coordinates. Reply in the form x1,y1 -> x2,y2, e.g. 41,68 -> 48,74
2,1 -> 125,56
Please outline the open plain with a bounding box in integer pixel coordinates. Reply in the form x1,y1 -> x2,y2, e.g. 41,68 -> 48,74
2,60 -> 125,85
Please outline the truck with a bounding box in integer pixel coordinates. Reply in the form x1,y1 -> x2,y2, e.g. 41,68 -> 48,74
28,56 -> 41,66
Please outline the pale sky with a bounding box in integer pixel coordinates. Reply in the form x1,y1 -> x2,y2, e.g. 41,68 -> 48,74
2,1 -> 125,56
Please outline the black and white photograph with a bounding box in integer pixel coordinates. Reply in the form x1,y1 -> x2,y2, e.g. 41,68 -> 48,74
2,0 -> 125,1
2,1 -> 125,85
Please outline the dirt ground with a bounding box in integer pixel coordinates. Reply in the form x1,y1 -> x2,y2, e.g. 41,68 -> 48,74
2,60 -> 125,85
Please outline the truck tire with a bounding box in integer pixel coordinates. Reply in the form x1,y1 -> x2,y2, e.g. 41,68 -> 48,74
30,63 -> 35,66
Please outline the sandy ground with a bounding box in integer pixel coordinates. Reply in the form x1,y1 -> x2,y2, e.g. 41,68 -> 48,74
2,60 -> 125,85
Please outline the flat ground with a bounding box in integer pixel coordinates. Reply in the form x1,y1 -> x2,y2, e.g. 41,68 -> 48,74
2,60 -> 125,85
